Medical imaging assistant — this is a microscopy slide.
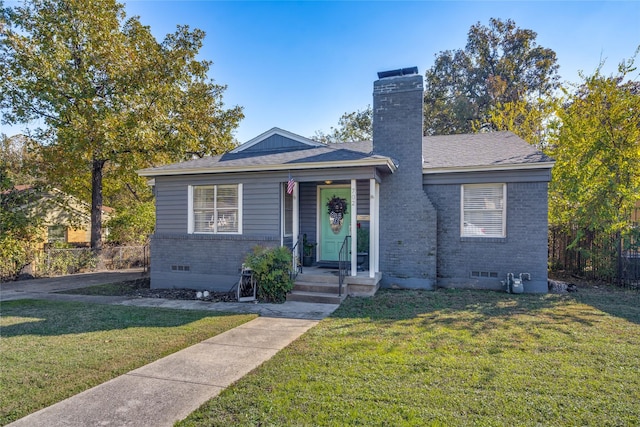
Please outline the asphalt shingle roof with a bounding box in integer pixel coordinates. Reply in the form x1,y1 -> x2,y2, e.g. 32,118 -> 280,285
421,131 -> 552,170
139,142 -> 385,174
139,130 -> 552,176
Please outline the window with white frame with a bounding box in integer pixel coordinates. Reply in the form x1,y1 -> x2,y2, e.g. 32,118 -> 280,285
461,183 -> 506,238
283,183 -> 293,237
189,184 -> 242,234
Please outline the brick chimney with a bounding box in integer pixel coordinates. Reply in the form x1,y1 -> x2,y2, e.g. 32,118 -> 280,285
373,67 -> 437,289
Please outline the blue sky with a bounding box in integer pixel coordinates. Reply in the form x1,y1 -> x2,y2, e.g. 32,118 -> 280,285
2,1 -> 639,143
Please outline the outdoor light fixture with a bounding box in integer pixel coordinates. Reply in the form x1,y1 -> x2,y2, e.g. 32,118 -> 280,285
324,180 -> 333,185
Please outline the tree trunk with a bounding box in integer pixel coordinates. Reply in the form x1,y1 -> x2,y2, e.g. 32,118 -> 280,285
90,159 -> 106,251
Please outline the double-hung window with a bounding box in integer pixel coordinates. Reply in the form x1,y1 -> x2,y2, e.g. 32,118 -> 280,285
189,184 -> 242,234
461,183 -> 506,238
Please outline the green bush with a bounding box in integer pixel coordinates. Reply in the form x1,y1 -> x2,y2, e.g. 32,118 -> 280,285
244,246 -> 293,303
0,234 -> 31,281
36,246 -> 98,276
357,226 -> 369,253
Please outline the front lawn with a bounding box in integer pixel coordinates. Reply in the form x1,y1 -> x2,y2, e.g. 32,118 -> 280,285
0,300 -> 256,425
179,287 -> 640,426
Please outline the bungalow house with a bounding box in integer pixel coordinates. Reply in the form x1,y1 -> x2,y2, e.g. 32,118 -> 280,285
10,185 -> 113,248
138,67 -> 554,298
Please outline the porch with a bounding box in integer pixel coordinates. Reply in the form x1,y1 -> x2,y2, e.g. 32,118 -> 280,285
287,265 -> 383,304
287,178 -> 381,282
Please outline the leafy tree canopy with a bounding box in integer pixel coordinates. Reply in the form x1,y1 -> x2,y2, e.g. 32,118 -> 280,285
424,18 -> 560,136
0,134 -> 39,184
313,106 -> 372,143
0,0 -> 244,249
479,95 -> 559,149
549,49 -> 640,235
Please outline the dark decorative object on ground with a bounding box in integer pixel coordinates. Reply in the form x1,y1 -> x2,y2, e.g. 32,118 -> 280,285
302,233 -> 316,267
548,279 -> 578,293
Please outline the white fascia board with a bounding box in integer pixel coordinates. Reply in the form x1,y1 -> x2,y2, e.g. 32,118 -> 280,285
230,127 -> 325,153
138,158 -> 397,177
423,161 -> 555,174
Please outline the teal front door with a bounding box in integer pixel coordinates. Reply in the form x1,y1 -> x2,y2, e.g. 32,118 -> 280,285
319,186 -> 351,261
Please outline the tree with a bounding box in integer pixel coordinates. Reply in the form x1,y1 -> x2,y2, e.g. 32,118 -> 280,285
105,201 -> 155,245
479,95 -> 558,149
313,106 -> 372,143
0,134 -> 38,184
0,164 -> 42,280
1,0 -> 243,250
548,50 -> 640,235
424,18 -> 560,136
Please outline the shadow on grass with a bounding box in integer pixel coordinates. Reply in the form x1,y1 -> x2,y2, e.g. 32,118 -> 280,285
328,286 -> 640,341
0,299 -> 232,338
569,286 -> 640,324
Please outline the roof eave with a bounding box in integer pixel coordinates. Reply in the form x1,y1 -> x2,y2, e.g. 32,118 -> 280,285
137,158 -> 397,177
422,161 -> 555,174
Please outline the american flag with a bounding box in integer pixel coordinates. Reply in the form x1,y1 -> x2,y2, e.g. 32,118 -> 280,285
287,176 -> 295,194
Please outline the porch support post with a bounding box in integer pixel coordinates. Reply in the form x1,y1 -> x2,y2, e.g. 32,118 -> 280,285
293,181 -> 300,261
369,178 -> 376,278
351,179 -> 357,276
374,181 -> 380,273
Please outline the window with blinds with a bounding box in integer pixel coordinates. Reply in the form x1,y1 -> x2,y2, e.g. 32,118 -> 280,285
190,184 -> 241,233
461,184 -> 506,238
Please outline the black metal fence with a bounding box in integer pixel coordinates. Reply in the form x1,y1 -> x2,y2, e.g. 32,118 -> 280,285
549,227 -> 640,289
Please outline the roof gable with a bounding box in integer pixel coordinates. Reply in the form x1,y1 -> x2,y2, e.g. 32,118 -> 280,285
230,127 -> 324,154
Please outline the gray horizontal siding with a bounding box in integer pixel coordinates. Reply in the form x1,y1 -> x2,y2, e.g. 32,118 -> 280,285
243,181 -> 280,235
156,172 -> 378,235
154,174 -> 279,236
356,180 -> 370,217
155,178 -> 188,233
299,182 -> 317,246
423,168 -> 552,185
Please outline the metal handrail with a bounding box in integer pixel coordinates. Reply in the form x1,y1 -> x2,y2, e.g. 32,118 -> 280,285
338,235 -> 351,296
290,234 -> 303,280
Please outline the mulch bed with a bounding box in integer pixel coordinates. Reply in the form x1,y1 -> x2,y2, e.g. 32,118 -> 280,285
115,278 -> 238,302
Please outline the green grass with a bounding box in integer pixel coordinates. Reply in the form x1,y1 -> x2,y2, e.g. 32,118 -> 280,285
0,300 -> 256,425
178,287 -> 640,426
56,279 -> 148,295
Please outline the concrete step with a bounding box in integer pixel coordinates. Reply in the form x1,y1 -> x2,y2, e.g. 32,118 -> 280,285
293,281 -> 342,294
286,290 -> 346,304
295,272 -> 340,284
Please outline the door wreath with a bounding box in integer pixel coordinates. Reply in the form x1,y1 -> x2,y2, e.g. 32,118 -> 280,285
326,195 -> 348,234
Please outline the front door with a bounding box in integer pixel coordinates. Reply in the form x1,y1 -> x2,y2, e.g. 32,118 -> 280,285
319,186 -> 351,262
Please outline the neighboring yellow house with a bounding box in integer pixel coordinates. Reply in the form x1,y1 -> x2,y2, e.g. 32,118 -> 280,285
14,185 -> 113,247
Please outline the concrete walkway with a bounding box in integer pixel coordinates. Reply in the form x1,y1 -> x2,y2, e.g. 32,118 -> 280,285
2,271 -> 339,426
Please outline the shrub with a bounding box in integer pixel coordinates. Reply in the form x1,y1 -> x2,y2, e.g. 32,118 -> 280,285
0,234 -> 31,281
36,245 -> 98,276
244,246 -> 293,303
106,201 -> 155,245
357,226 -> 369,253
